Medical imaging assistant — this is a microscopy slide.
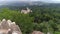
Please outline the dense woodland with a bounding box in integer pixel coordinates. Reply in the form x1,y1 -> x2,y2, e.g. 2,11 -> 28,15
0,6 -> 60,34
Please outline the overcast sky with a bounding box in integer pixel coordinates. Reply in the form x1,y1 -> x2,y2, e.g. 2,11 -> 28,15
0,0 -> 60,6
0,0 -> 60,3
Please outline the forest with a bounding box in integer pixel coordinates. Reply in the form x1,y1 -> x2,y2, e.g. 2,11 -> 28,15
0,6 -> 60,34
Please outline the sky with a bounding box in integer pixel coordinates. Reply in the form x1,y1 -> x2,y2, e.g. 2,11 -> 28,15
0,0 -> 60,6
40,0 -> 60,3
0,0 -> 60,3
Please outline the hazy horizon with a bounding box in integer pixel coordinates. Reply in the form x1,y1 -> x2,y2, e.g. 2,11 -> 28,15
0,0 -> 60,6
0,0 -> 60,3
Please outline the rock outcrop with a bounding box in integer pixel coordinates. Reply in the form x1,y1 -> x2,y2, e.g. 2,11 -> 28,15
21,7 -> 32,14
0,19 -> 22,34
32,31 -> 44,34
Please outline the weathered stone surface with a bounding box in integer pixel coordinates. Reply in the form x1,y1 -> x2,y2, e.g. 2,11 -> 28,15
21,7 -> 32,14
0,19 -> 22,34
32,31 -> 44,34
1,19 -> 9,30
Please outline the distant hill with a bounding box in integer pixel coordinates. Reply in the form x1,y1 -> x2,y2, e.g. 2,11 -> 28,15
0,1 -> 60,9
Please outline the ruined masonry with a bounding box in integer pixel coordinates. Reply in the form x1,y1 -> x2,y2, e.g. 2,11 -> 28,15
0,19 -> 22,34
